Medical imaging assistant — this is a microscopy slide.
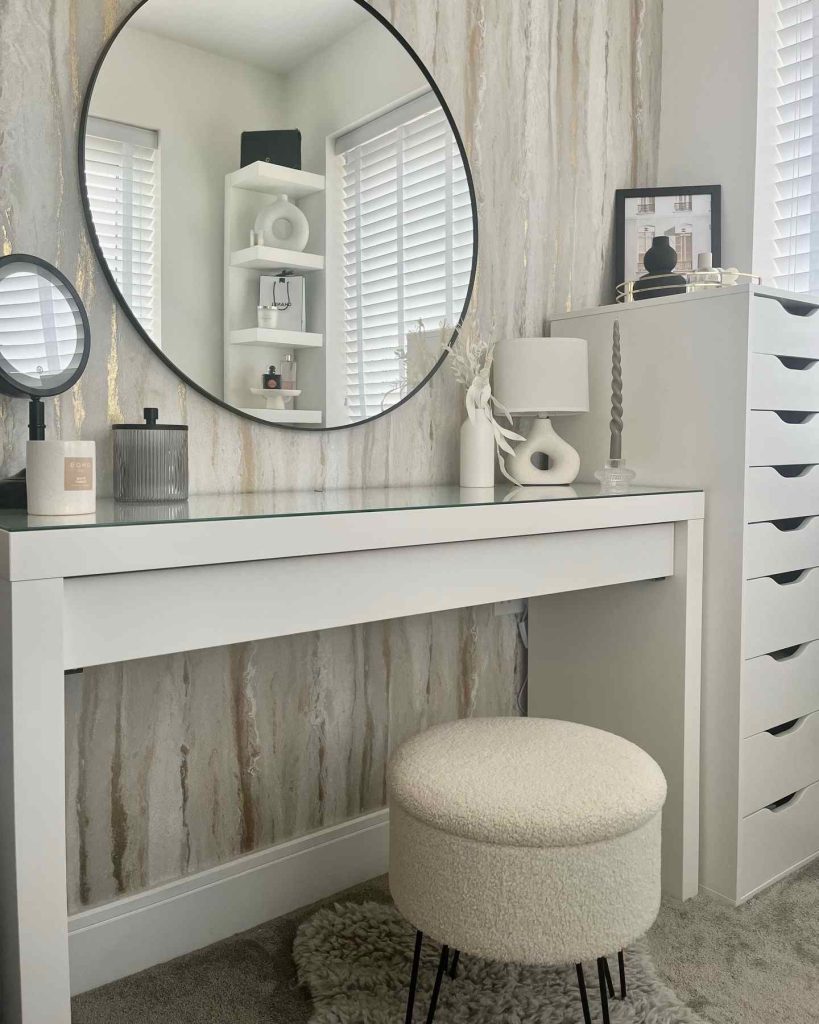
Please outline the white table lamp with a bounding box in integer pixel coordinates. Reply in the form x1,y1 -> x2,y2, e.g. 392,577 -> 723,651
493,337 -> 589,484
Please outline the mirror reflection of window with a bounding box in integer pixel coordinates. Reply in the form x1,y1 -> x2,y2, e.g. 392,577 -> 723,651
337,94 -> 474,422
85,117 -> 161,342
0,272 -> 80,381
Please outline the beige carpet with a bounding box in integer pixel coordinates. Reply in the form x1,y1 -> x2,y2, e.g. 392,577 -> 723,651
646,858 -> 819,1024
72,862 -> 819,1023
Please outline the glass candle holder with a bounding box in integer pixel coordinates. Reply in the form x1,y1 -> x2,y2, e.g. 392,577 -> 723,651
594,458 -> 636,491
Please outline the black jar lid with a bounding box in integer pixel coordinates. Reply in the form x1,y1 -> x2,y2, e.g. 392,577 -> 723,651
112,407 -> 188,431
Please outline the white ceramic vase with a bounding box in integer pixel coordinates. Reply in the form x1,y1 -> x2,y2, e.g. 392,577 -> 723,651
254,194 -> 309,252
459,413 -> 496,488
27,439 -> 96,516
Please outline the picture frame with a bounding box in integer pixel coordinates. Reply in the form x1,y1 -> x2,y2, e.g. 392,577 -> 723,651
614,185 -> 722,301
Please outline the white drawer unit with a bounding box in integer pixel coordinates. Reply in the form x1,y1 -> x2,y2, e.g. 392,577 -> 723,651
746,466 -> 819,522
740,710 -> 819,815
744,518 -> 819,578
742,642 -> 819,738
749,354 -> 819,413
552,284 -> 819,903
748,410 -> 819,466
739,781 -> 819,900
744,569 -> 819,658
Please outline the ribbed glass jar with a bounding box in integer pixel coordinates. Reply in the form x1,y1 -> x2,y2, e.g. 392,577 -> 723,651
113,409 -> 188,502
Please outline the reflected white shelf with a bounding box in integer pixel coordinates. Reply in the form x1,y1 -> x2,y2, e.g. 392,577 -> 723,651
230,328 -> 323,349
239,407 -> 322,425
228,161 -> 325,199
249,388 -> 301,398
230,246 -> 324,272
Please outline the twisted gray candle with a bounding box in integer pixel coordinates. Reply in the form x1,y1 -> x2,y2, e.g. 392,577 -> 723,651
609,319 -> 623,460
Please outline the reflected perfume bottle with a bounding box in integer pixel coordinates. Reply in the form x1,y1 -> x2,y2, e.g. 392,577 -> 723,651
262,365 -> 282,390
280,354 -> 297,391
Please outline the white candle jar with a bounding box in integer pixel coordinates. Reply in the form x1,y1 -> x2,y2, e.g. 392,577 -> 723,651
26,439 -> 96,516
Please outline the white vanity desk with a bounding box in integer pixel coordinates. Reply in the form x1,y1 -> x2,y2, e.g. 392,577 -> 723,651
0,483 -> 703,1024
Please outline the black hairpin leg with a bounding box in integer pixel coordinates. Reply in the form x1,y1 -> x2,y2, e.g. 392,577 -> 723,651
618,949 -> 627,999
575,963 -> 592,1024
448,949 -> 460,979
425,944 -> 449,1024
602,956 -> 615,999
597,958 -> 611,1024
405,930 -> 423,1024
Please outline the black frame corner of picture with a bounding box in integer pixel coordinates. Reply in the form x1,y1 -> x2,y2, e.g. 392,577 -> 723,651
613,184 -> 722,300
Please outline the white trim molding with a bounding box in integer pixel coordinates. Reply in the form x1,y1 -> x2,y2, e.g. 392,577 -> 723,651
68,809 -> 389,995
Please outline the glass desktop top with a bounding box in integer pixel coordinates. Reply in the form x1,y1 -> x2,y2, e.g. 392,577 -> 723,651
0,483 -> 701,532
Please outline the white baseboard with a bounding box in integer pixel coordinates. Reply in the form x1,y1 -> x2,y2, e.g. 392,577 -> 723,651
68,808 -> 389,995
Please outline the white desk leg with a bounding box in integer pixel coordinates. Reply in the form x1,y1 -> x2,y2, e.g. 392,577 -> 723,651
528,519 -> 703,901
0,579 -> 71,1023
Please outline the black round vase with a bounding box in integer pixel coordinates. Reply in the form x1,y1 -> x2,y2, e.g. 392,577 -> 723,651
633,235 -> 687,300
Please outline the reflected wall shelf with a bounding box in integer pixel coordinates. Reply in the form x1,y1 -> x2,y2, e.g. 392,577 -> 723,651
230,328 -> 323,349
230,246 -> 324,272
228,161 -> 325,199
239,407 -> 322,424
225,159 -> 327,412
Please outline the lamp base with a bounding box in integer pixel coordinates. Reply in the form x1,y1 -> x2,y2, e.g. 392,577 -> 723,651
507,416 -> 580,485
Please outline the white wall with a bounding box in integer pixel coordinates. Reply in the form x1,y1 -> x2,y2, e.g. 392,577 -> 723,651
659,0 -> 779,277
91,29 -> 283,397
283,19 -> 427,425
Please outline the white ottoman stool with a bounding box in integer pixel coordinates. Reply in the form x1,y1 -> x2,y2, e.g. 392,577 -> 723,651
388,717 -> 667,1024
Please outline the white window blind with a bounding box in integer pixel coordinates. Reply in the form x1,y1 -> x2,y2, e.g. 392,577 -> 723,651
338,94 -> 473,421
84,116 -> 161,340
774,0 -> 819,291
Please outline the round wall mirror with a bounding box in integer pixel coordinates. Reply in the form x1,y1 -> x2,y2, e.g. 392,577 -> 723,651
79,0 -> 478,430
0,254 -> 90,400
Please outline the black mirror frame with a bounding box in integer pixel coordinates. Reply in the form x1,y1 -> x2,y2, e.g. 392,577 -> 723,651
0,253 -> 91,399
77,0 -> 479,432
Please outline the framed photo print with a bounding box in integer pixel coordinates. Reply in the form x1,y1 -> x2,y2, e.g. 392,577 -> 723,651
614,185 -> 722,300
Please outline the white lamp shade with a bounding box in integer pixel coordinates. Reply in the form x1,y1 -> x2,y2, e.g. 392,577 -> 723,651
493,337 -> 589,416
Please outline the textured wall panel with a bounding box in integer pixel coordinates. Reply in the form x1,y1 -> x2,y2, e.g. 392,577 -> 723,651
0,0 -> 662,911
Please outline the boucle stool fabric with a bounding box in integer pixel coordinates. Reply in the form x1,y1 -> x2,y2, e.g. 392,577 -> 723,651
388,718 -> 667,966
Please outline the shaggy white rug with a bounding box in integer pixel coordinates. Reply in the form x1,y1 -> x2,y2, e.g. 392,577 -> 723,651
293,900 -> 708,1024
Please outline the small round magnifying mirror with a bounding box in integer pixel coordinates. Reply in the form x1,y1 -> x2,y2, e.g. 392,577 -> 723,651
0,254 -> 91,439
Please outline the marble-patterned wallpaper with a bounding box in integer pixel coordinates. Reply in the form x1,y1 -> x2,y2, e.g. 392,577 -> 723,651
0,0 -> 662,912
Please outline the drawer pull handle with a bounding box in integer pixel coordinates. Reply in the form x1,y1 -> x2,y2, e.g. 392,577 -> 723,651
774,410 -> 815,424
777,356 -> 819,370
766,790 -> 803,812
769,569 -> 809,585
769,643 -> 808,661
772,464 -> 815,477
766,716 -> 807,736
771,516 -> 813,531
763,295 -> 819,316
